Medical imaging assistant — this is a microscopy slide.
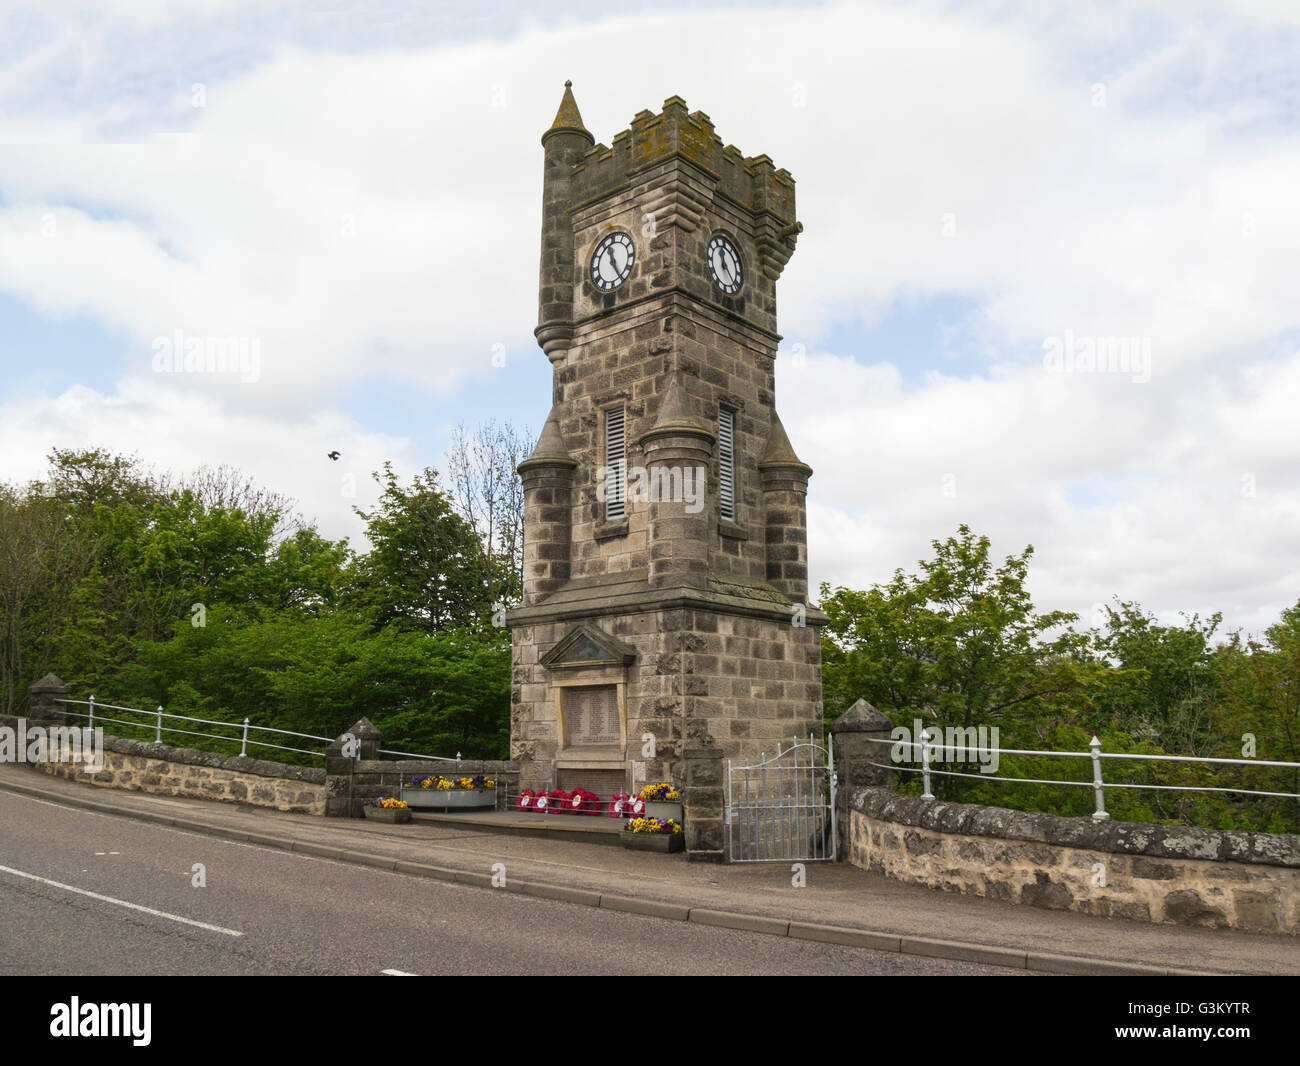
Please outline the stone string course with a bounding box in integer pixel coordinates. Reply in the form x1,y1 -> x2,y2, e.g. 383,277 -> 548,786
849,787 -> 1300,935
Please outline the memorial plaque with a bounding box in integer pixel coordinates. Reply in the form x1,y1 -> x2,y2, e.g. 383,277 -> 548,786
565,686 -> 620,746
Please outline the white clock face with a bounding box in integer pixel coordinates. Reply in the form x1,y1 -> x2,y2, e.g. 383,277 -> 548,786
590,232 -> 635,291
707,235 -> 743,295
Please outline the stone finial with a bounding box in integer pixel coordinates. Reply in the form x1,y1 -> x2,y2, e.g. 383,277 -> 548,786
544,80 -> 593,144
332,717 -> 381,760
29,673 -> 70,695
345,717 -> 380,739
832,698 -> 893,733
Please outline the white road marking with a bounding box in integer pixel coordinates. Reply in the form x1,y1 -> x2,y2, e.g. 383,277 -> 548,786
380,969 -> 415,976
0,863 -> 243,937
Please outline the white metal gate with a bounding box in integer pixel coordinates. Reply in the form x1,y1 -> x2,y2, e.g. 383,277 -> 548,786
725,734 -> 836,862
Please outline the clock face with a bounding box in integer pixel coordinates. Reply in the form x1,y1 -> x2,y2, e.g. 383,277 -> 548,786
590,232 -> 635,291
707,235 -> 743,295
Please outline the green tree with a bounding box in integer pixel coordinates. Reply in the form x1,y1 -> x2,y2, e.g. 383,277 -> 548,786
1090,599 -> 1224,755
350,462 -> 492,634
821,525 -> 1087,731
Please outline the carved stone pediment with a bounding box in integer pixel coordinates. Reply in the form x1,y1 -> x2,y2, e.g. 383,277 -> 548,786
540,623 -> 637,671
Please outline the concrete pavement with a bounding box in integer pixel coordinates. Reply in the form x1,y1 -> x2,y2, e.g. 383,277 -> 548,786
1,762 -> 1295,976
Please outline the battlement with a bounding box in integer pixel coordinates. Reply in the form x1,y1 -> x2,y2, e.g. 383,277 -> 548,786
568,95 -> 796,224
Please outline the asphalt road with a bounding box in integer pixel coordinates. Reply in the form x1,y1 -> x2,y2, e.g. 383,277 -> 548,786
0,791 -> 1023,976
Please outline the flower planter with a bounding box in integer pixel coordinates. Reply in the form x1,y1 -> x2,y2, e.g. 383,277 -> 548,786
401,787 -> 494,810
621,831 -> 684,853
364,805 -> 411,824
644,801 -> 683,823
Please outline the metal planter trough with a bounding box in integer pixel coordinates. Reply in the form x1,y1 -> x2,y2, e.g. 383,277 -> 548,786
621,831 -> 684,853
400,787 -> 495,811
644,801 -> 683,824
364,805 -> 411,824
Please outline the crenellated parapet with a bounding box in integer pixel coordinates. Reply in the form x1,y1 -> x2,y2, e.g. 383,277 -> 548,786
568,97 -> 799,277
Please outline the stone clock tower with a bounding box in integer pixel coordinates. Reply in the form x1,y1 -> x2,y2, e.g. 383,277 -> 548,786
506,82 -> 825,803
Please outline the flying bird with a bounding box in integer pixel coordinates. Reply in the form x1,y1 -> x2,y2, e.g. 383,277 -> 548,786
327,450 -> 340,461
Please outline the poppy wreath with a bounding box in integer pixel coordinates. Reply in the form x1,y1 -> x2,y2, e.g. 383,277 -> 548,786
533,790 -> 550,813
566,790 -> 600,816
516,789 -> 535,812
544,788 -> 568,814
607,792 -> 631,818
628,796 -> 646,817
569,788 -> 601,815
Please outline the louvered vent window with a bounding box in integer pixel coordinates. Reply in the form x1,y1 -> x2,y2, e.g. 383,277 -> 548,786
604,406 -> 626,521
719,408 -> 736,523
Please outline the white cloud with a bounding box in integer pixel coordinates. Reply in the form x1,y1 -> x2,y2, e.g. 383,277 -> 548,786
0,0 -> 1298,633
0,380 -> 408,548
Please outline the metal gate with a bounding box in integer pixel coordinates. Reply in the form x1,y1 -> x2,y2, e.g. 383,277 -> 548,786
725,734 -> 836,862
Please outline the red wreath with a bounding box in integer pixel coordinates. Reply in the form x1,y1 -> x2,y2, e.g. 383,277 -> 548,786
628,796 -> 646,817
544,788 -> 568,814
607,792 -> 631,818
565,788 -> 600,815
533,790 -> 550,813
516,789 -> 535,812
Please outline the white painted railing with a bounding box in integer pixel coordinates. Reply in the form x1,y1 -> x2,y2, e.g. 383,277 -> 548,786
53,697 -> 457,765
864,732 -> 1300,821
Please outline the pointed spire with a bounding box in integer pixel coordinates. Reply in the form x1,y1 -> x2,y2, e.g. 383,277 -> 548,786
544,80 -> 593,145
759,411 -> 812,476
518,405 -> 576,473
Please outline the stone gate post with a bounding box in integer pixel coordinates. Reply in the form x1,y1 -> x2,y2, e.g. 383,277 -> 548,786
26,674 -> 70,724
830,699 -> 894,854
682,732 -> 725,863
325,717 -> 383,817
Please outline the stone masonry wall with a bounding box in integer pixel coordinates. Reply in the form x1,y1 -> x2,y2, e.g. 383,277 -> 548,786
512,605 -> 821,794
24,729 -> 325,815
849,787 -> 1300,935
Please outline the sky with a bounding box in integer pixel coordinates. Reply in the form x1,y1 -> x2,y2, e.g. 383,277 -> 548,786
1,0 -> 1298,638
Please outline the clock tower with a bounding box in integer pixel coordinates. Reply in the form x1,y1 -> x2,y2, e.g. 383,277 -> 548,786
507,83 -> 825,822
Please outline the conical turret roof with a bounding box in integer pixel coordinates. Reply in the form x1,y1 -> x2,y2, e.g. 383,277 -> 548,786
544,80 -> 593,144
518,405 -> 576,471
638,370 -> 714,445
759,411 -> 812,476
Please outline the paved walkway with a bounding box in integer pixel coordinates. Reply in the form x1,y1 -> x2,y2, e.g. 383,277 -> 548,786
2,763 -> 1296,975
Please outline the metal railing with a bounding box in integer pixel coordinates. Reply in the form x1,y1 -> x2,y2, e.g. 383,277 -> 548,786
52,696 -> 460,766
378,747 -> 461,764
55,696 -> 334,760
865,731 -> 1300,821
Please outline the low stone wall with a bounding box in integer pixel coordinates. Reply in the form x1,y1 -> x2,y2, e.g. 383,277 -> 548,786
324,757 -> 520,817
849,787 -> 1300,935
2,714 -> 325,815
